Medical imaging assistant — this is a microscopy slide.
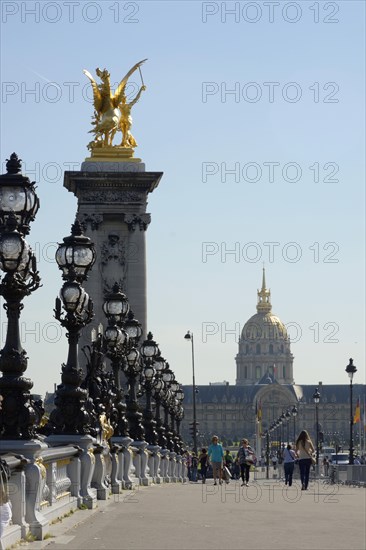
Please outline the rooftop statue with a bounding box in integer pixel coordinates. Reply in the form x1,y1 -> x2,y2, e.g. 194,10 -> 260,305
83,60 -> 147,152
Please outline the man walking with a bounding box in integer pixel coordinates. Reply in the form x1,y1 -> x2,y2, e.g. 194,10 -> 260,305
208,435 -> 224,485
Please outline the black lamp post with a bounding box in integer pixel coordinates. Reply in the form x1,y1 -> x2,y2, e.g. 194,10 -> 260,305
162,365 -> 175,451
140,332 -> 160,445
313,388 -> 320,466
49,221 -> 95,435
184,330 -> 198,455
285,409 -> 291,444
168,378 -> 181,453
280,412 -> 286,455
103,284 -> 130,437
291,405 -> 298,443
152,355 -> 168,448
0,154 -> 42,439
175,387 -> 185,453
345,358 -> 357,465
265,429 -> 270,479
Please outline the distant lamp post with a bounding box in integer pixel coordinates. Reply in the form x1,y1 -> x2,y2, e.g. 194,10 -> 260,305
285,409 -> 291,443
345,358 -> 357,465
140,332 -> 160,444
313,388 -> 320,466
184,331 -> 198,455
291,405 -> 298,443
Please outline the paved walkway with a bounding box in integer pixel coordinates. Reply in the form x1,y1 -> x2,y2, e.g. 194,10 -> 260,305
24,478 -> 365,550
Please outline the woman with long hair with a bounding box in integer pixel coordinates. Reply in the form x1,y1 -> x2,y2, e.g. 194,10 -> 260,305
296,430 -> 315,490
237,438 -> 256,487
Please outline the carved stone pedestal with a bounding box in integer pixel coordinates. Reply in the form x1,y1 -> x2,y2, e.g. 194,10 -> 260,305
64,166 -> 163,362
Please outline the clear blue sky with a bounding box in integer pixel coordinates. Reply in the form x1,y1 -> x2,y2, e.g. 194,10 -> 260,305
0,1 -> 365,396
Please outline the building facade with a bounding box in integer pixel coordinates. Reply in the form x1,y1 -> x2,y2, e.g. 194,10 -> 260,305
182,271 -> 365,453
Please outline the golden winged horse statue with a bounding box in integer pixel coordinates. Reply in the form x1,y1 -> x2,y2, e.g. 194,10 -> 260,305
83,59 -> 147,150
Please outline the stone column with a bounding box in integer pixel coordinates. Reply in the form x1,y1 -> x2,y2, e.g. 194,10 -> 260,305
63,166 -> 163,362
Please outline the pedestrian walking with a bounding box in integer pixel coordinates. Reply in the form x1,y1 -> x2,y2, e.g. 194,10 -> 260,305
208,435 -> 224,485
198,448 -> 209,484
185,451 -> 192,481
232,459 -> 240,480
191,453 -> 198,482
224,449 -> 234,474
237,438 -> 256,487
283,444 -> 297,487
271,453 -> 278,470
296,430 -> 315,490
323,455 -> 330,476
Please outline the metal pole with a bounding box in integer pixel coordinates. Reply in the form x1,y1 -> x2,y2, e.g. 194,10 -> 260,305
266,431 -> 269,479
191,333 -> 198,455
315,402 -> 319,465
349,378 -> 354,464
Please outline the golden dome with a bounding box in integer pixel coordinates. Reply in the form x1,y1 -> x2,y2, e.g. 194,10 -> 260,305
241,268 -> 289,341
241,312 -> 288,341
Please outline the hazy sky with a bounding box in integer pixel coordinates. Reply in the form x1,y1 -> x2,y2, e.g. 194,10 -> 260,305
0,0 -> 365,397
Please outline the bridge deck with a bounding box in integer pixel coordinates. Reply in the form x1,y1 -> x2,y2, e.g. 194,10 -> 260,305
23,478 -> 365,550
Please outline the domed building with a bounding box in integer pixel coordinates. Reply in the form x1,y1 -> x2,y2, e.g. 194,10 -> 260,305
236,269 -> 294,385
182,271 -> 366,456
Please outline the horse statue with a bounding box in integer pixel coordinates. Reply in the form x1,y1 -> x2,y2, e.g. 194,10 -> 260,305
83,60 -> 147,150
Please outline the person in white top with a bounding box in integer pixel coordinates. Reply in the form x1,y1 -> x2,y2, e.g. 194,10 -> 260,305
295,430 -> 315,490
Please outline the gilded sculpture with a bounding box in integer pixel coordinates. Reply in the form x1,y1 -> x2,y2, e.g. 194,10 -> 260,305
83,60 -> 147,155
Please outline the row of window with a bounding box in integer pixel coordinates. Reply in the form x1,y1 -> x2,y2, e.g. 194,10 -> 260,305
239,365 -> 287,379
243,343 -> 285,355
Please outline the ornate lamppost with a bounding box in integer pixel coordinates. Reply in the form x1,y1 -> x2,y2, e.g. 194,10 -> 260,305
345,358 -> 357,465
123,340 -> 144,442
140,332 -> 160,445
0,154 -> 42,439
103,284 -> 130,437
175,386 -> 185,453
152,355 -> 168,448
313,388 -> 320,466
280,412 -> 286,455
184,331 -> 198,454
291,405 -> 298,443
168,378 -> 181,453
162,364 -> 175,451
48,221 -> 95,435
285,409 -> 291,444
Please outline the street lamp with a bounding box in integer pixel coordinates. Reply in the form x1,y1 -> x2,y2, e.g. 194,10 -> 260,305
50,221 -> 95,435
140,332 -> 160,444
103,285 -> 130,438
313,388 -> 320,466
345,358 -> 357,465
291,405 -> 298,443
0,154 -> 42,439
184,331 -> 198,455
285,409 -> 291,444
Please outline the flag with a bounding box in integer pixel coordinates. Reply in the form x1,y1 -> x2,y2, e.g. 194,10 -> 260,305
258,400 -> 262,422
353,398 -> 361,423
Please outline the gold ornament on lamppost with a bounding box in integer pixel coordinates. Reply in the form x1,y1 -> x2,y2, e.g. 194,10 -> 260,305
83,59 -> 147,162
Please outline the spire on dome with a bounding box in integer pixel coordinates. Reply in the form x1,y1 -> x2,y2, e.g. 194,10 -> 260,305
257,267 -> 272,313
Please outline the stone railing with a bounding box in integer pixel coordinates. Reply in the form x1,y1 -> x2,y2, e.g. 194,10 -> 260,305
1,442 -> 186,549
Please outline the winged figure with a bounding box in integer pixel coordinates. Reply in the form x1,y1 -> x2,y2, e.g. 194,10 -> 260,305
83,59 -> 147,149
